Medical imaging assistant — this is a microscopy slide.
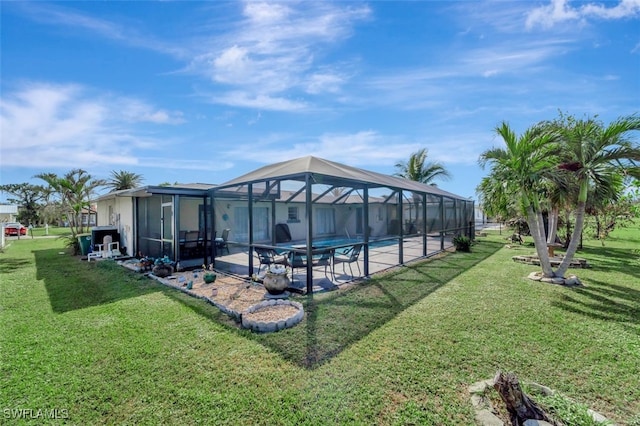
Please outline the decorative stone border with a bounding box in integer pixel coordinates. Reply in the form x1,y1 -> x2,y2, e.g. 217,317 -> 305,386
512,254 -> 590,269
242,300 -> 304,333
468,380 -> 504,426
122,265 -> 305,331
527,271 -> 582,286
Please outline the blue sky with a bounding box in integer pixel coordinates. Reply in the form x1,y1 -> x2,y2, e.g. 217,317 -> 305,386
1,0 -> 639,202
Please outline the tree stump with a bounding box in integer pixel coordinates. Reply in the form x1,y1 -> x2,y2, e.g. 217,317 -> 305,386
493,371 -> 559,426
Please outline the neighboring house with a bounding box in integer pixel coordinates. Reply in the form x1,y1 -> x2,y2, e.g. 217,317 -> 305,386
474,204 -> 493,227
81,205 -> 97,227
0,204 -> 19,223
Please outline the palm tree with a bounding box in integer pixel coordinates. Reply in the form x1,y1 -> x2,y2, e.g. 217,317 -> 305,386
394,148 -> 451,184
478,122 -> 561,277
540,170 -> 576,245
476,173 -> 523,227
553,114 -> 640,277
106,170 -> 144,191
35,169 -> 106,238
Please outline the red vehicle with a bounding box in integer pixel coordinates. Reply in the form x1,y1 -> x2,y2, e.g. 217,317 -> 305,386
3,223 -> 27,236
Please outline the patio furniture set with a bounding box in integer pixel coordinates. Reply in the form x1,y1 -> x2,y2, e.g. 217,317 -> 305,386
179,228 -> 230,259
254,244 -> 363,284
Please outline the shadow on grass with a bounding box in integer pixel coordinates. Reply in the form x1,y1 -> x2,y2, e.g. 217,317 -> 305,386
248,239 -> 505,369
577,244 -> 640,279
553,278 -> 640,335
34,249 -> 161,313
0,257 -> 33,273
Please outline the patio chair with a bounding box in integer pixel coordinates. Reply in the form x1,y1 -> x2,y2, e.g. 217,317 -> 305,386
87,235 -> 120,261
255,247 -> 288,274
286,251 -> 308,285
332,244 -> 363,282
184,231 -> 200,257
215,228 -> 230,255
313,248 -> 334,280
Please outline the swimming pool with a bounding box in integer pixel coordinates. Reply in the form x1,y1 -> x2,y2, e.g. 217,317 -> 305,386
279,236 -> 397,252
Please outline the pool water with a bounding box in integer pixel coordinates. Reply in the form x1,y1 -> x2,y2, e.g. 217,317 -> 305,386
280,237 -> 397,252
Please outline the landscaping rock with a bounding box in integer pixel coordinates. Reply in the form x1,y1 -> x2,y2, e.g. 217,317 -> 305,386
523,420 -> 554,426
525,271 -> 584,286
513,254 -> 590,269
475,409 -> 504,426
528,271 -> 543,281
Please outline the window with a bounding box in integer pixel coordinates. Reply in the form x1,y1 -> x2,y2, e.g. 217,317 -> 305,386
287,206 -> 299,222
315,208 -> 335,235
234,206 -> 269,242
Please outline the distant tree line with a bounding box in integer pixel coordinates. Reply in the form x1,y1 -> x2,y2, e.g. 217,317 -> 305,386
0,170 -> 143,239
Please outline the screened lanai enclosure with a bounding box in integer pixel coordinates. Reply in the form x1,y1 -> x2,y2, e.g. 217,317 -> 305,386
108,184 -> 216,269
209,156 -> 474,294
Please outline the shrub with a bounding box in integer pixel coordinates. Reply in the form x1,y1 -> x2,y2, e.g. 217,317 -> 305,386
453,235 -> 472,252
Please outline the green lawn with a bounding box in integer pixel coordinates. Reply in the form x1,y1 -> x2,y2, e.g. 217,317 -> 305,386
18,225 -> 74,238
1,227 -> 638,424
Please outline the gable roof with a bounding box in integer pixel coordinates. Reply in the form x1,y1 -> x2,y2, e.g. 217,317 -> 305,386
215,155 -> 465,200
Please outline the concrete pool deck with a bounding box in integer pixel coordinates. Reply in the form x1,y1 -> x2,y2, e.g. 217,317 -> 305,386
211,235 -> 454,291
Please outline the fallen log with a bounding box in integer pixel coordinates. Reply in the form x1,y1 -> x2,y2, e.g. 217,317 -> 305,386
493,371 -> 560,426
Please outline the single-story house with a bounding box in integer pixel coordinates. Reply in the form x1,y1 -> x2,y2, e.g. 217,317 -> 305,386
0,204 -> 19,223
96,156 -> 474,293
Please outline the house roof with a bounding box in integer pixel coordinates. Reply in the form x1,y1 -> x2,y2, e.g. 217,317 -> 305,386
0,205 -> 19,214
96,183 -> 217,201
215,155 -> 466,200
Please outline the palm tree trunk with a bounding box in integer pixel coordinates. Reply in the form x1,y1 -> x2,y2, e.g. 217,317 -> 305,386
555,201 -> 585,277
536,210 -> 547,243
547,207 -> 558,244
526,206 -> 554,277
556,180 -> 589,278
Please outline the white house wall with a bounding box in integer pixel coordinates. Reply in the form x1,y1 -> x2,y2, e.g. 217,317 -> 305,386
214,199 -> 390,243
96,196 -> 134,256
178,198 -> 202,233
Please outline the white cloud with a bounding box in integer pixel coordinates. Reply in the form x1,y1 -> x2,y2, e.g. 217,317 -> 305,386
222,131 -> 419,167
136,157 -> 235,172
220,129 -> 486,174
581,0 -> 640,19
526,0 -> 640,29
212,45 -> 252,84
12,2 -> 188,58
212,91 -> 307,111
243,2 -> 291,24
0,82 -> 184,169
190,1 -> 371,109
115,99 -> 185,124
305,72 -> 345,95
461,41 -> 569,77
13,1 -> 370,111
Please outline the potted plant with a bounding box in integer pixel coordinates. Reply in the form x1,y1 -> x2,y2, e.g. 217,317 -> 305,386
202,263 -> 217,283
152,256 -> 174,277
263,264 -> 290,295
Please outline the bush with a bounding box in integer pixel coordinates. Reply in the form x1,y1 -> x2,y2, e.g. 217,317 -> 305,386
61,235 -> 80,255
453,235 -> 472,252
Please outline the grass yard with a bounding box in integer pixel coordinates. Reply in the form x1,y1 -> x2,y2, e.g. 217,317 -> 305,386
1,227 -> 638,424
